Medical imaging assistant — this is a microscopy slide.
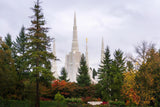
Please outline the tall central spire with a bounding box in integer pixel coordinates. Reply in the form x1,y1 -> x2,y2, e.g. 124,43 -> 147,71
101,37 -> 105,63
74,12 -> 76,26
71,12 -> 79,52
51,39 -> 58,79
86,37 -> 89,67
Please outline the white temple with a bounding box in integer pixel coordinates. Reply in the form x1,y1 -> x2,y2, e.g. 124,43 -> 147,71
51,13 -> 105,84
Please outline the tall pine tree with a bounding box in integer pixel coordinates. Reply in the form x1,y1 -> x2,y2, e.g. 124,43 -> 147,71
111,49 -> 125,100
26,0 -> 54,106
98,46 -> 112,101
13,26 -> 28,80
77,54 -> 91,87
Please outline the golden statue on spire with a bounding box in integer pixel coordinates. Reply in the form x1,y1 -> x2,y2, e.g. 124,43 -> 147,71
86,37 -> 88,43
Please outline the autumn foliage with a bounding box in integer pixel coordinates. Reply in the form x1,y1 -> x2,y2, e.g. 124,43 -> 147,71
51,80 -> 96,99
51,80 -> 77,98
121,71 -> 140,105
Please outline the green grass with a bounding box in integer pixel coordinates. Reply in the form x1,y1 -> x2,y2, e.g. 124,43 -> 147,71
40,101 -> 67,107
0,100 -> 68,107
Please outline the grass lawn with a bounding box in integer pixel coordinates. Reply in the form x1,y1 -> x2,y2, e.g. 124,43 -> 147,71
0,100 -> 68,107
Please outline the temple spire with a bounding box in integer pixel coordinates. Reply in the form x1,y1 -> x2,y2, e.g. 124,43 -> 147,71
86,37 -> 89,67
101,37 -> 105,63
51,39 -> 58,79
53,39 -> 56,55
71,12 -> 79,52
74,12 -> 76,26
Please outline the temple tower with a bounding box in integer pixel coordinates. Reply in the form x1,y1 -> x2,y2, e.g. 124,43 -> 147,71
85,38 -> 98,84
71,12 -> 79,52
86,38 -> 89,67
101,37 -> 105,63
51,39 -> 59,79
65,12 -> 81,82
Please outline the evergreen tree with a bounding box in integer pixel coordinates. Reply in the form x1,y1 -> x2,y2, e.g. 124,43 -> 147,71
98,46 -> 112,101
92,68 -> 97,79
26,0 -> 54,106
111,49 -> 125,100
4,33 -> 17,58
59,67 -> 69,81
11,26 -> 29,100
4,33 -> 12,48
13,26 -> 28,80
14,26 -> 27,56
77,54 -> 91,87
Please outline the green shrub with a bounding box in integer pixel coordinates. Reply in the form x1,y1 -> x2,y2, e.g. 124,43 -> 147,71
54,92 -> 65,102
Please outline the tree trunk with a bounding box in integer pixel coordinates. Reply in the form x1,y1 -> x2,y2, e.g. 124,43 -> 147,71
35,74 -> 40,107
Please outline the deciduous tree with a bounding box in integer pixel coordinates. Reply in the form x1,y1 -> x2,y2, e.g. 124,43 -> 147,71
135,47 -> 160,106
0,38 -> 17,99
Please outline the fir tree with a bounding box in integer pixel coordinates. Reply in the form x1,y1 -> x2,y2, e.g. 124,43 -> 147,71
111,49 -> 125,100
26,0 -> 54,106
92,68 -> 97,79
4,33 -> 12,48
98,46 -> 112,101
59,67 -> 69,81
4,33 -> 17,58
14,26 -> 27,56
77,54 -> 91,87
13,26 -> 28,80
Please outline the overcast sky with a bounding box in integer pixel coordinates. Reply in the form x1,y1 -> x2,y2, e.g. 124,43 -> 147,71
0,0 -> 160,72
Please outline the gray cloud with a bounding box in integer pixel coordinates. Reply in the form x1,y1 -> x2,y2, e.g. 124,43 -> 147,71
0,0 -> 160,72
